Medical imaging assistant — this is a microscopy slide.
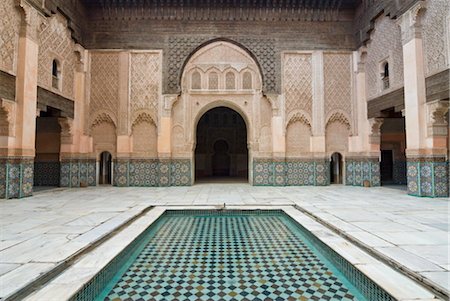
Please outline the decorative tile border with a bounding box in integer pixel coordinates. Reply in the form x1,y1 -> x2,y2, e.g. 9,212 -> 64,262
60,159 -> 96,188
0,157 -> 34,199
407,157 -> 449,197
345,158 -> 380,187
253,158 -> 330,186
113,158 -> 192,187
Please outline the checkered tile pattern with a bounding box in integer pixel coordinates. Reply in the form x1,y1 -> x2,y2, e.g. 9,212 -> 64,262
103,215 -> 361,301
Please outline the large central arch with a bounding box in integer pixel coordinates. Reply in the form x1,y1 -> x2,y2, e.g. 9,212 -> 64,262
195,106 -> 249,183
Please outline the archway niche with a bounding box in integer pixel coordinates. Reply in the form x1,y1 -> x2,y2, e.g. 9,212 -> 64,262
99,151 -> 112,185
195,107 -> 248,182
330,152 -> 343,184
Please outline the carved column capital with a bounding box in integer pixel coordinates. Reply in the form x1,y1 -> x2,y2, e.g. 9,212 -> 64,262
162,94 -> 180,116
16,0 -> 44,42
427,100 -> 449,137
58,117 -> 74,145
0,99 -> 16,137
264,93 -> 281,116
396,1 -> 427,45
368,117 -> 384,145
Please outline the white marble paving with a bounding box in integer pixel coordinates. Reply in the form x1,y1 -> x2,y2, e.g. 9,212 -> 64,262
1,184 -> 449,299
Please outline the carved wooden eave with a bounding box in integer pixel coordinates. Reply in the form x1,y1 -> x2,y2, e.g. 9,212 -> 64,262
86,0 -> 358,22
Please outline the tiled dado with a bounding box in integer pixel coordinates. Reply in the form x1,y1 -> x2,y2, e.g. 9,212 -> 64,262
253,159 -> 329,186
34,161 -> 60,186
0,157 -> 34,199
113,158 -> 191,187
407,157 -> 449,197
345,158 -> 380,187
60,159 -> 96,187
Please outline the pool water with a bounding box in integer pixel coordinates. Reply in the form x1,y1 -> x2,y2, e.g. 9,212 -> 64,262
93,211 -> 376,301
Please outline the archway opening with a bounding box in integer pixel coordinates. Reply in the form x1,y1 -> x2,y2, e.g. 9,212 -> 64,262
330,152 -> 343,184
99,151 -> 112,185
34,107 -> 61,192
195,107 -> 248,183
380,114 -> 407,188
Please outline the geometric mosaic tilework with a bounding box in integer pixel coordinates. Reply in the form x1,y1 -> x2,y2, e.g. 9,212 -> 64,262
114,158 -> 192,187
407,158 -> 449,198
345,159 -> 380,187
253,159 -> 330,186
0,157 -> 34,199
392,161 -> 407,185
98,213 -> 369,301
34,161 -> 60,186
60,159 -> 96,188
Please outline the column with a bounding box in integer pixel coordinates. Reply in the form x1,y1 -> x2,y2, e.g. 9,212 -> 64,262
59,47 -> 96,188
398,1 -> 449,197
267,93 -> 285,186
345,48 -> 381,187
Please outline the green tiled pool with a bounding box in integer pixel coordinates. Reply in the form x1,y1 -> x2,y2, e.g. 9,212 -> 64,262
71,210 -> 395,301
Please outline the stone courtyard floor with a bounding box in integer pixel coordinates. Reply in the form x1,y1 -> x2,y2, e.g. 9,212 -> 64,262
0,184 -> 448,300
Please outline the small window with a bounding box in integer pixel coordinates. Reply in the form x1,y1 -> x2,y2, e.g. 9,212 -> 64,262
208,72 -> 218,90
225,72 -> 235,90
242,71 -> 252,89
382,62 -> 390,90
52,59 -> 61,90
191,71 -> 201,89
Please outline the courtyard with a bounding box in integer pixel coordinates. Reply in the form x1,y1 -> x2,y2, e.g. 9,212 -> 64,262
0,184 -> 448,300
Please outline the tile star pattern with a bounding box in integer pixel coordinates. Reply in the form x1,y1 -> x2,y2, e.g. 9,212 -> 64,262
102,215 -> 362,301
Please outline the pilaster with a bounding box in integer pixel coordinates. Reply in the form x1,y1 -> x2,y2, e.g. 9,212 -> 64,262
311,51 -> 326,154
398,1 -> 449,197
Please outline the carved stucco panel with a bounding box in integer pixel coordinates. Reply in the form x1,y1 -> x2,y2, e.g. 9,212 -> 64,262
89,52 -> 119,121
324,53 -> 352,119
130,52 -> 161,120
423,0 -> 450,76
0,0 -> 21,74
283,53 -> 312,117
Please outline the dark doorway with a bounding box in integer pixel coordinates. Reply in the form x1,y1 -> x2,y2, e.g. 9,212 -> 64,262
380,117 -> 406,186
34,108 -> 61,190
330,152 -> 343,184
195,107 -> 248,182
380,150 -> 394,182
99,151 -> 112,184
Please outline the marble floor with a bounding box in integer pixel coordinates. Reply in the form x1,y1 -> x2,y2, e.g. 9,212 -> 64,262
0,184 -> 448,300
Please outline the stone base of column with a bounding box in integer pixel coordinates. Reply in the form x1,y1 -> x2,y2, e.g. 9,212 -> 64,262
0,157 -> 34,199
253,158 -> 330,186
60,158 -> 96,187
345,157 -> 380,187
407,156 -> 449,197
113,158 -> 191,187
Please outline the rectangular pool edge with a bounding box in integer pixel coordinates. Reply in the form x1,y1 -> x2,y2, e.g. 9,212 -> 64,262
23,206 -> 438,301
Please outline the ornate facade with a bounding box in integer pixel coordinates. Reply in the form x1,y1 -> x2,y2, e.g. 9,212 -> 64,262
0,0 -> 448,198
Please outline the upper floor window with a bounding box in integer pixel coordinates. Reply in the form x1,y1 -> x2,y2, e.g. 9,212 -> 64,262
382,62 -> 390,90
52,59 -> 61,90
242,71 -> 252,89
191,71 -> 201,89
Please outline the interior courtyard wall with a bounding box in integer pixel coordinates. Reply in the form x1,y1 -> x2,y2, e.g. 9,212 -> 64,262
1,0 -> 448,197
